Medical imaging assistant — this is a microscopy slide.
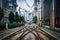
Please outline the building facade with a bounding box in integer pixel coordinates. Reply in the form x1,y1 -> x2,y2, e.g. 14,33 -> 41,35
35,0 -> 44,26
43,0 -> 55,28
36,0 -> 60,28
54,0 -> 60,28
42,0 -> 60,28
0,0 -> 17,23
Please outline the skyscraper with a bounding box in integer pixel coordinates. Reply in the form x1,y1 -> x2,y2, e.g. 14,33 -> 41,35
0,0 -> 17,23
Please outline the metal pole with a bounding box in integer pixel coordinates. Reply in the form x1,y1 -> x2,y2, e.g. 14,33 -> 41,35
50,0 -> 55,28
53,0 -> 54,10
39,0 -> 42,26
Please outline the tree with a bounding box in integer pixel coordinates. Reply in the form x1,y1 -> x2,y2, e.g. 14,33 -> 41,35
21,16 -> 25,22
0,8 -> 4,21
8,11 -> 14,23
19,16 -> 22,23
19,16 -> 25,23
15,12 -> 19,22
32,16 -> 37,23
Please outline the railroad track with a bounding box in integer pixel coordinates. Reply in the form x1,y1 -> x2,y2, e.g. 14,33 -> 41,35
2,25 -> 57,40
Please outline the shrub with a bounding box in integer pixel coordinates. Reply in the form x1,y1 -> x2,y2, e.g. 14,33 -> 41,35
0,23 -> 6,30
8,23 -> 24,28
0,23 -> 24,30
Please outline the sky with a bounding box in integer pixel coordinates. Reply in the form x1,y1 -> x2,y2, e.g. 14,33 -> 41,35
17,0 -> 35,21
17,0 -> 34,12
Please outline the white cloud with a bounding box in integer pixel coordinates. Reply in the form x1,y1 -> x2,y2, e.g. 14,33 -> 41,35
17,0 -> 34,11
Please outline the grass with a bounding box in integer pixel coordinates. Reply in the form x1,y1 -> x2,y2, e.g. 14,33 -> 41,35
47,28 -> 60,33
42,25 -> 60,33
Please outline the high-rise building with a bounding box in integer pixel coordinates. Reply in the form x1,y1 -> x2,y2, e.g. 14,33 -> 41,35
8,0 -> 17,13
0,0 -> 17,23
44,0 -> 51,26
35,0 -> 44,26
43,0 -> 55,28
54,0 -> 60,28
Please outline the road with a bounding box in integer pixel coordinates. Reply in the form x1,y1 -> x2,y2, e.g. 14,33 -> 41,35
2,24 -> 57,40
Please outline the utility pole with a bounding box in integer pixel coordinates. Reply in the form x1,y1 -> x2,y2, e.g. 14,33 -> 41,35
50,0 -> 54,28
39,0 -> 42,26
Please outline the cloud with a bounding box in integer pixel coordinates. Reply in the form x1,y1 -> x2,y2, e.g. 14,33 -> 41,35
17,0 -> 34,11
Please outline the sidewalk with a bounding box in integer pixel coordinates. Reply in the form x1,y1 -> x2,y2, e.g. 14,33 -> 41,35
31,24 -> 60,39
0,27 -> 22,40
55,27 -> 60,30
40,27 -> 60,40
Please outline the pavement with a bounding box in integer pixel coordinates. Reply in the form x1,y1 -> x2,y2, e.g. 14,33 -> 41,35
0,24 -> 60,40
2,24 -> 57,40
40,27 -> 60,40
0,27 -> 23,40
55,27 -> 60,30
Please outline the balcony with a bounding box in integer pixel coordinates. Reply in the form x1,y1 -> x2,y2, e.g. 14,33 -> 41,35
14,3 -> 18,7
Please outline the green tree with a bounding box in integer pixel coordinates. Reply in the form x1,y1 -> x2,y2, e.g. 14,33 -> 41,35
19,16 -> 25,23
15,12 -> 19,22
21,16 -> 25,22
32,16 -> 37,23
8,11 -> 14,23
19,16 -> 22,23
0,8 -> 4,21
